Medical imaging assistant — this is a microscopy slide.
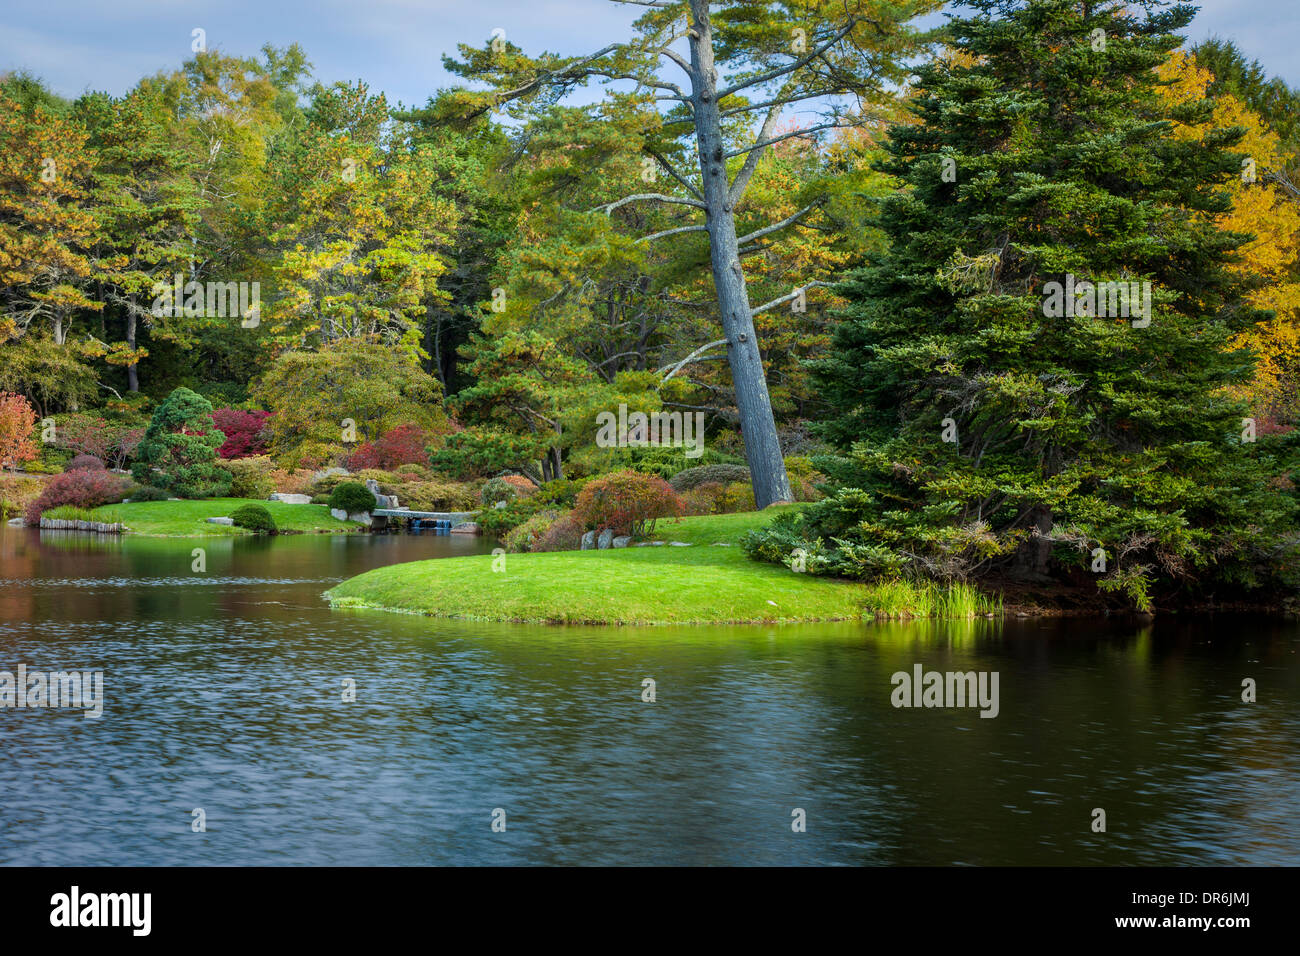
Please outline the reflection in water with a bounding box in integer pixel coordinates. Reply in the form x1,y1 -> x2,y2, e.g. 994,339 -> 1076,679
0,526 -> 1297,865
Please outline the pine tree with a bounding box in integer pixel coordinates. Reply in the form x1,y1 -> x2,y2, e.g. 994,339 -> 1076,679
750,0 -> 1299,609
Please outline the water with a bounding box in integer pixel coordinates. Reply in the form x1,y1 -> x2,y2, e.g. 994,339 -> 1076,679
1,525 -> 1297,866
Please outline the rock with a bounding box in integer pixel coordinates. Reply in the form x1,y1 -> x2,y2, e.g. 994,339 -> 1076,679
269,493 -> 312,504
330,508 -> 348,521
311,466 -> 348,482
363,478 -> 397,510
347,512 -> 372,527
612,535 -> 632,548
597,529 -> 613,549
206,517 -> 235,526
494,500 -> 507,510
581,531 -> 596,550
669,541 -> 692,546
7,517 -> 25,527
450,521 -> 479,535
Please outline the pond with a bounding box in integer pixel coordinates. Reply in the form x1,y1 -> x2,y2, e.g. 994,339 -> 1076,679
1,525 -> 1297,865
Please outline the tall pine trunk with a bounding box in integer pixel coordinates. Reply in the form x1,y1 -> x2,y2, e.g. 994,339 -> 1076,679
126,310 -> 139,393
688,0 -> 793,508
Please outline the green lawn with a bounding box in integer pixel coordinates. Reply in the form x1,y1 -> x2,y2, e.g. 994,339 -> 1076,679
87,498 -> 363,536
326,509 -> 870,625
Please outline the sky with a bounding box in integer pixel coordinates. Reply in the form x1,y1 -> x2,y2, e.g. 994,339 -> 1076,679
1,0 -> 1297,109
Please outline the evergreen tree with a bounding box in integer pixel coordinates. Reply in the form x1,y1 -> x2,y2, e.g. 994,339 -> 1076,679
132,387 -> 230,498
748,0 -> 1299,609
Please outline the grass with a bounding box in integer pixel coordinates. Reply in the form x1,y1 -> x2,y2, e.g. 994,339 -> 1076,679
328,508 -> 868,625
43,505 -> 123,523
862,579 -> 1003,620
83,497 -> 362,536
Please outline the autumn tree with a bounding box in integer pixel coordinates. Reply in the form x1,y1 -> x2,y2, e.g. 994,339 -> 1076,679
0,392 -> 38,471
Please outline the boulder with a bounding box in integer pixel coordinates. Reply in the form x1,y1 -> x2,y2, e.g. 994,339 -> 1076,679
597,529 -> 613,549
330,508 -> 348,521
363,478 -> 397,510
612,536 -> 632,548
269,493 -> 311,504
450,521 -> 479,535
348,512 -> 372,527
206,517 -> 235,526
581,531 -> 596,550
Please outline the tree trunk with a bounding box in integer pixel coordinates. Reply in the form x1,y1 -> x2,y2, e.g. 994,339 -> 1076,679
126,310 -> 139,393
688,0 -> 793,508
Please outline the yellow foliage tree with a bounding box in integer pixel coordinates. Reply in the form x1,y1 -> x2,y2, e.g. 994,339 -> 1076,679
1158,50 -> 1300,416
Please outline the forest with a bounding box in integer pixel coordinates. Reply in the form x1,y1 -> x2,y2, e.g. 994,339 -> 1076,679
3,0 -> 1300,613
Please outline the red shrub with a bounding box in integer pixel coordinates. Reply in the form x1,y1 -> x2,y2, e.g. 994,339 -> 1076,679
66,454 -> 106,472
25,469 -> 132,524
347,425 -> 431,471
501,474 -> 538,497
573,469 -> 684,536
211,408 -> 272,459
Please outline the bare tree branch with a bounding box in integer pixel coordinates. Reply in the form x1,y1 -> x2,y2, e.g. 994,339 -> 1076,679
643,147 -> 704,200
723,121 -> 849,158
591,193 -> 706,213
715,18 -> 864,99
728,97 -> 786,205
659,337 -> 728,383
751,281 -> 834,315
636,223 -> 709,243
735,199 -> 824,246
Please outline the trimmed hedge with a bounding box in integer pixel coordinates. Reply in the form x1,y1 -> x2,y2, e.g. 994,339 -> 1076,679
229,504 -> 276,534
329,481 -> 376,514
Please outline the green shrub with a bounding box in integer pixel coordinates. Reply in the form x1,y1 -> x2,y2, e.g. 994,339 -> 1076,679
131,387 -> 231,498
129,485 -> 170,502
0,475 -> 43,520
573,469 -> 684,536
475,498 -> 537,538
229,504 -> 276,534
225,455 -> 277,499
22,458 -> 63,475
479,477 -> 518,506
310,494 -> 331,505
401,480 -> 478,512
784,455 -> 825,502
624,444 -> 741,479
533,477 -> 589,508
329,481 -> 376,514
668,463 -> 752,492
503,510 -> 560,553
309,471 -> 356,498
531,513 -> 585,552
